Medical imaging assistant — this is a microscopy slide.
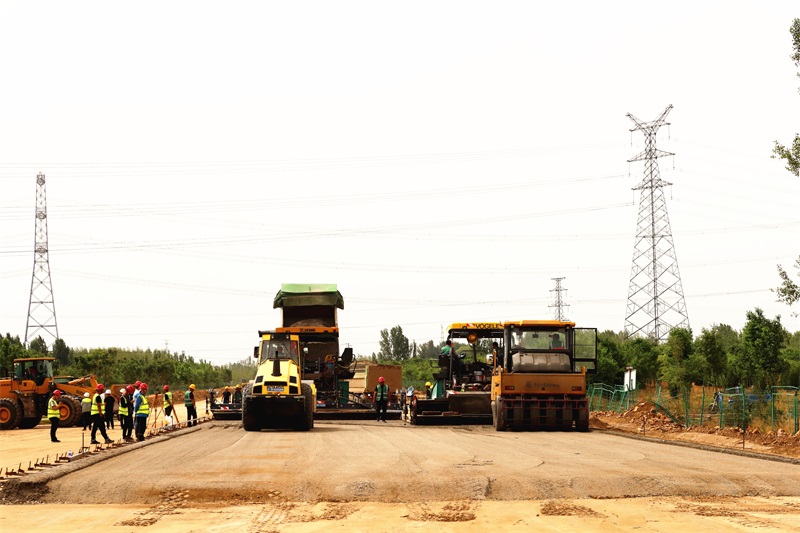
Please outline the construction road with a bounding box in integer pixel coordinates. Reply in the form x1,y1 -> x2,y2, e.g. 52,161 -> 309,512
3,419 -> 800,532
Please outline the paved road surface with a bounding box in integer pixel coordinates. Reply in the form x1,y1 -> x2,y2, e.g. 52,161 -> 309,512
36,420 -> 800,505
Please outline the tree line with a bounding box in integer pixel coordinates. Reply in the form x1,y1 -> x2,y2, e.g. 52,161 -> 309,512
371,308 -> 800,390
0,334 -> 256,389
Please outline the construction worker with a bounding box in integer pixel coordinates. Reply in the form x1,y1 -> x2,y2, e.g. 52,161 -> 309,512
163,385 -> 174,426
403,386 -> 415,421
425,382 -> 432,399
81,392 -> 92,430
375,376 -> 389,422
91,384 -> 113,445
125,385 -> 136,440
48,390 -> 64,442
492,341 -> 503,370
550,333 -> 564,349
440,340 -> 455,356
233,384 -> 242,403
185,384 -> 197,427
132,380 -> 142,435
118,387 -> 133,442
222,386 -> 231,404
134,383 -> 150,442
104,388 -> 116,429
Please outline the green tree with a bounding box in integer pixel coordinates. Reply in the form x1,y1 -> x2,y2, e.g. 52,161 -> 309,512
693,327 -> 728,386
772,18 -> 800,176
378,326 -> 411,361
591,331 -> 625,385
740,308 -> 788,388
782,331 -> 800,387
0,334 -> 27,376
52,338 -> 70,366
28,336 -> 48,355
620,337 -> 659,387
658,328 -> 694,392
775,256 -> 800,308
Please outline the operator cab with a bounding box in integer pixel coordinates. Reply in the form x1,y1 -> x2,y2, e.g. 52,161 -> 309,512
510,328 -> 568,352
255,332 -> 300,365
503,321 -> 597,374
13,358 -> 53,386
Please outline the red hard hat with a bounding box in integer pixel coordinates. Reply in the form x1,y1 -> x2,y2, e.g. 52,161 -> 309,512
378,376 -> 385,383
126,385 -> 134,394
135,381 -> 142,387
140,383 -> 148,390
163,385 -> 169,391
53,389 -> 62,396
96,384 -> 105,392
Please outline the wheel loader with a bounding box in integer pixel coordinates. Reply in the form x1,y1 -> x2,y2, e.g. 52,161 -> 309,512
0,357 -> 87,429
491,320 -> 597,431
242,331 -> 316,431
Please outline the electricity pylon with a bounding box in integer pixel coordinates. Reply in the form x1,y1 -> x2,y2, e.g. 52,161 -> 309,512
549,277 -> 569,321
25,173 -> 59,348
624,105 -> 689,342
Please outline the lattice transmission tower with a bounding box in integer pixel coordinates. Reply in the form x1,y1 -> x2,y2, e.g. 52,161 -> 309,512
25,173 -> 59,348
624,105 -> 689,342
549,277 -> 569,321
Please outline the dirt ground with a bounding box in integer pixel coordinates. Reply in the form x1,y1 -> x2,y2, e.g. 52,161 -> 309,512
1,402 -> 799,532
591,400 -> 800,458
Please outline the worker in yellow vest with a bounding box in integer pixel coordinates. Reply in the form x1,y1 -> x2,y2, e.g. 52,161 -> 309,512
91,384 -> 113,445
48,390 -> 64,443
375,376 -> 389,422
118,387 -> 134,442
134,383 -> 150,442
163,385 -> 174,427
185,384 -> 197,427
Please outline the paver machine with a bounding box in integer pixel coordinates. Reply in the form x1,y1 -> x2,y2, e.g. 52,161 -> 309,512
0,357 -> 84,429
491,320 -> 597,431
243,330 -> 315,431
409,322 -> 503,425
272,284 -> 360,413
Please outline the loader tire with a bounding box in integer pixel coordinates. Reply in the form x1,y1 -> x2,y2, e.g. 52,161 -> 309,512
0,399 -> 22,430
59,396 -> 82,427
242,397 -> 260,432
297,384 -> 313,431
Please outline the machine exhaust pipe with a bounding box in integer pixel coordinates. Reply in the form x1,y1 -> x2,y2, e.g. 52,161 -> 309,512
271,350 -> 282,377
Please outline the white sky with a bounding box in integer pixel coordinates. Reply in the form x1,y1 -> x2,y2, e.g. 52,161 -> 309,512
1,1 -> 799,365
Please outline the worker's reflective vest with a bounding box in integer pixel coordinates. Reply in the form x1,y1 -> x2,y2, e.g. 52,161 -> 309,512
81,396 -> 92,412
118,396 -> 129,416
136,395 -> 150,416
184,390 -> 193,406
375,383 -> 389,402
163,391 -> 173,409
47,396 -> 60,419
91,393 -> 102,415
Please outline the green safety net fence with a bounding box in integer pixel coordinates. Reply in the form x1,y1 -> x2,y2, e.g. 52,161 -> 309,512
589,383 -> 799,433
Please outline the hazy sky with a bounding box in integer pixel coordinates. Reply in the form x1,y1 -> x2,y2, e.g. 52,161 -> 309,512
1,1 -> 799,365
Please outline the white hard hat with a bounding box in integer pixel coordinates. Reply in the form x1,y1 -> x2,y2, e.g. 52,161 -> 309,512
120,388 -> 126,394
84,392 -> 90,398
